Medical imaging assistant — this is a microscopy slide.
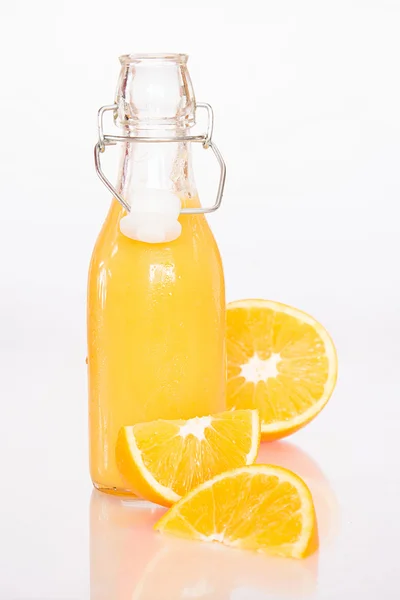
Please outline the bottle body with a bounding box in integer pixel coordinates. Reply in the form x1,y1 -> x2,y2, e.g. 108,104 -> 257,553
88,197 -> 225,492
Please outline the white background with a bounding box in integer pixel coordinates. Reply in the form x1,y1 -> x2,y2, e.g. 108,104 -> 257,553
1,1 -> 400,598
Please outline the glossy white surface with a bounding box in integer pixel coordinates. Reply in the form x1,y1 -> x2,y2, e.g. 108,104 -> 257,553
1,0 -> 400,597
1,346 -> 399,600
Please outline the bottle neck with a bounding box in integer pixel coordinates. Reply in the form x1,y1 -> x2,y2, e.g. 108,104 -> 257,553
115,54 -> 198,206
117,137 -> 197,203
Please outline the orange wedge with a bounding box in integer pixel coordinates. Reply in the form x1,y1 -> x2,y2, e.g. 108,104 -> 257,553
116,409 -> 260,507
227,299 -> 337,441
155,464 -> 318,558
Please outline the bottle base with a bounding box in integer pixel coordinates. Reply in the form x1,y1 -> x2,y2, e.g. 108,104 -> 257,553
92,482 -> 159,508
93,481 -> 138,497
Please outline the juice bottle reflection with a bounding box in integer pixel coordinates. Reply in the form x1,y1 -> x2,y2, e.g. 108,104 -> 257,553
90,491 -> 164,600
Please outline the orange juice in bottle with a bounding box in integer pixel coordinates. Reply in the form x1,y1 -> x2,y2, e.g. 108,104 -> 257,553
88,54 -> 226,495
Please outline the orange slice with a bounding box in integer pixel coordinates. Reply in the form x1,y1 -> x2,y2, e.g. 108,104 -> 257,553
116,409 -> 260,507
227,299 -> 337,441
155,464 -> 318,558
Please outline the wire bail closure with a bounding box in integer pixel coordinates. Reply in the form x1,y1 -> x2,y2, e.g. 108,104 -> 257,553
94,103 -> 226,215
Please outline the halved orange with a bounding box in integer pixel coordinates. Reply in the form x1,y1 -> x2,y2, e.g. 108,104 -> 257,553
155,464 -> 318,558
227,299 -> 337,441
116,409 -> 260,507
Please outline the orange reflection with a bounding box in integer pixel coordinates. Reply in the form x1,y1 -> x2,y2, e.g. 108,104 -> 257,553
90,442 -> 339,599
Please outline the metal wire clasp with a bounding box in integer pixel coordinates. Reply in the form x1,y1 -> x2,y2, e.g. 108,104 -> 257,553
94,103 -> 226,215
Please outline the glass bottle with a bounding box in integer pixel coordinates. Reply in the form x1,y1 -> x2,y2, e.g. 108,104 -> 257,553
88,54 -> 226,495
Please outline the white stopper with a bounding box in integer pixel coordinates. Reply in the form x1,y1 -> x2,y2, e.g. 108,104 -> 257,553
120,189 -> 182,243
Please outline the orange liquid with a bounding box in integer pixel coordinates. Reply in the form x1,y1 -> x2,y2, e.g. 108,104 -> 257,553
87,198 -> 226,493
